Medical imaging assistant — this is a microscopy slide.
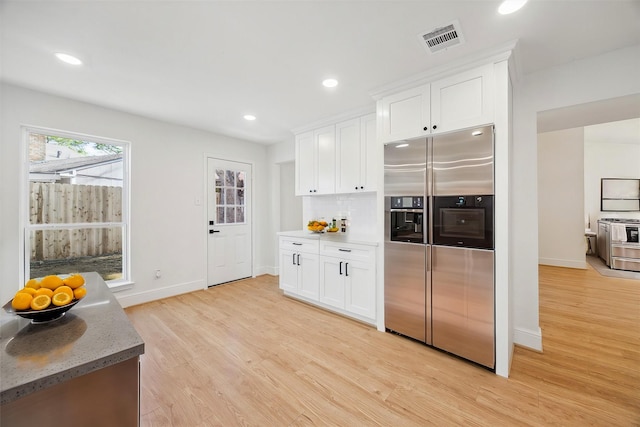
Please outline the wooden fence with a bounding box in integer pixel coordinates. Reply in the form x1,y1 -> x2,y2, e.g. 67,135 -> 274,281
30,182 -> 122,260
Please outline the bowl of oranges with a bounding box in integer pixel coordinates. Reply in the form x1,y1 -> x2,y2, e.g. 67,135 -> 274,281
307,220 -> 328,233
3,274 -> 87,323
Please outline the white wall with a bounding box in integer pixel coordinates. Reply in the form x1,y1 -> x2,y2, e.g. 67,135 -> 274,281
537,127 -> 586,269
279,162 -> 302,231
0,83 -> 270,306
512,43 -> 640,350
584,119 -> 640,224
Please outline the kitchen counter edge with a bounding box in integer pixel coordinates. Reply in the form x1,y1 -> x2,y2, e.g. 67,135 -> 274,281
278,230 -> 379,246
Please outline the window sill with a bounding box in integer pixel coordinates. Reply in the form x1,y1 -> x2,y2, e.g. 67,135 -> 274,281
107,280 -> 134,292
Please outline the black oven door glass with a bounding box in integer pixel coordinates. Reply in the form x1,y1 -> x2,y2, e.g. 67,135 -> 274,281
390,211 -> 424,243
433,195 -> 494,249
440,209 -> 485,239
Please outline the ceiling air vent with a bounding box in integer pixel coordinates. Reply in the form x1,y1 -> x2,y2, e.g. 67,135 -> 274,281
418,20 -> 465,54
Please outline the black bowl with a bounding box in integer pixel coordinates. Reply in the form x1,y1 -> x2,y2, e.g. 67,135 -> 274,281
3,299 -> 80,324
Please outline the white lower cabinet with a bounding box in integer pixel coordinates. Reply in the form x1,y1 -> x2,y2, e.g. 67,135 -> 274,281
319,256 -> 375,320
318,241 -> 376,322
279,235 -> 377,324
279,237 -> 319,300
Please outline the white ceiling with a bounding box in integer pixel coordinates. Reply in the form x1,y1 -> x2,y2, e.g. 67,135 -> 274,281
2,0 -> 640,144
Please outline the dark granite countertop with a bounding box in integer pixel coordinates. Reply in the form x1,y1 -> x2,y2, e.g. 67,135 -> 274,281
0,272 -> 144,404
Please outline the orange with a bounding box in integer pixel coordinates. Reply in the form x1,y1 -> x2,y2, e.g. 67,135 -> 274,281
63,274 -> 85,289
12,292 -> 33,310
30,294 -> 51,311
73,287 -> 87,300
40,275 -> 64,290
52,292 -> 72,307
24,279 -> 41,290
18,287 -> 37,296
35,288 -> 54,298
53,285 -> 73,299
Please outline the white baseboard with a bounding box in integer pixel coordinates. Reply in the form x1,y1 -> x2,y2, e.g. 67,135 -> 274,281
539,257 -> 587,269
258,265 -> 278,276
513,326 -> 543,352
115,279 -> 205,308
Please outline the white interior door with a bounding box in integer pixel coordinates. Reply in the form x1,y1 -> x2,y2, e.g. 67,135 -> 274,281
207,158 -> 252,286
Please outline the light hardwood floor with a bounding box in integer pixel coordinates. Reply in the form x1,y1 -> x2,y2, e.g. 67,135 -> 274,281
125,264 -> 640,426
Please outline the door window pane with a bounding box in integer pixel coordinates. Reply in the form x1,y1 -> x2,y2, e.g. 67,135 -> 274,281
215,168 -> 246,225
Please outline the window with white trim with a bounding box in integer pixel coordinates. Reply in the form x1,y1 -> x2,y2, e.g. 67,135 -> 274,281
24,127 -> 130,286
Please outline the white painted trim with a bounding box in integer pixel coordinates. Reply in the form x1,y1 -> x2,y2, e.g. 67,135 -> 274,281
538,258 -> 587,269
513,326 -> 543,352
262,266 -> 278,276
116,279 -> 205,308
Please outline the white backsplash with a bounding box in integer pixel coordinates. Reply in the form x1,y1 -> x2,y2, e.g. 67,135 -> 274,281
302,193 -> 377,235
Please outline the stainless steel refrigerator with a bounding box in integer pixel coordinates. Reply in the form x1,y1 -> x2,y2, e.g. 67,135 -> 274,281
384,125 -> 495,369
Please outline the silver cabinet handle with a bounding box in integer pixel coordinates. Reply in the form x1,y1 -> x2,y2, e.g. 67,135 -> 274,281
297,254 -> 301,266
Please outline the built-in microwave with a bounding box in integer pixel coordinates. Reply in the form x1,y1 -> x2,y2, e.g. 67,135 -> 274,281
433,195 -> 494,249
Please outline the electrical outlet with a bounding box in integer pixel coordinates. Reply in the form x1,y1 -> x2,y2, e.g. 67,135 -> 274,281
155,270 -> 161,279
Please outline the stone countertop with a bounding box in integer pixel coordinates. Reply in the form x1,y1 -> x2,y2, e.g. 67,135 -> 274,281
278,230 -> 379,246
0,272 -> 144,405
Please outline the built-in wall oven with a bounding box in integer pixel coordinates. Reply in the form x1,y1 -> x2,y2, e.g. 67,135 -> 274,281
433,195 -> 494,250
389,196 -> 424,244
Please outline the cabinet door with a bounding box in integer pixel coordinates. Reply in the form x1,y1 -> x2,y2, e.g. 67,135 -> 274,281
314,125 -> 336,194
344,260 -> 376,319
431,64 -> 494,133
298,252 -> 319,300
360,113 -> 377,192
319,256 -> 345,309
378,85 -> 430,143
335,118 -> 361,193
279,249 -> 299,293
295,131 -> 316,195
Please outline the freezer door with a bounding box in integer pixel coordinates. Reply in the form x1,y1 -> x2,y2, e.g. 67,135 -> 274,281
432,125 -> 494,196
384,242 -> 426,342
432,245 -> 494,369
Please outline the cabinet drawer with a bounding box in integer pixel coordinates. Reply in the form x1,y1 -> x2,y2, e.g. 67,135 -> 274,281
320,241 -> 375,262
611,257 -> 640,272
280,237 -> 319,254
611,245 -> 640,259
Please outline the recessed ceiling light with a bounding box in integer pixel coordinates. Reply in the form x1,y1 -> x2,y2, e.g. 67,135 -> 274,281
395,143 -> 409,148
55,52 -> 83,65
472,130 -> 483,136
243,114 -> 256,121
322,78 -> 338,88
498,0 -> 528,15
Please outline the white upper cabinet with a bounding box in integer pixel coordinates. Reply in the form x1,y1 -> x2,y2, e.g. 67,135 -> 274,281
295,112 -> 376,196
335,113 -> 378,193
378,85 -> 430,144
315,125 -> 336,194
430,63 -> 494,133
295,131 -> 316,195
295,125 -> 336,195
377,64 -> 495,142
